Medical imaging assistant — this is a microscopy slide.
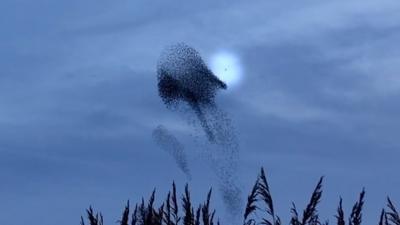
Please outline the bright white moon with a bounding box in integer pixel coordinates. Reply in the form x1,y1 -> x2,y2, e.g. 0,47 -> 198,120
210,52 -> 243,88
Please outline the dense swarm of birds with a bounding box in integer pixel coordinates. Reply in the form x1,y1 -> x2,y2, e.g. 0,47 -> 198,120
153,43 -> 242,216
156,43 -> 227,143
157,42 -> 227,108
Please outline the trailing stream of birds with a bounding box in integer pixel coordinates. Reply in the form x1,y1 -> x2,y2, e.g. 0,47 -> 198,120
152,43 -> 242,216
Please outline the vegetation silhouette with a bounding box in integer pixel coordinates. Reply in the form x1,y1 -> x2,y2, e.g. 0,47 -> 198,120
81,168 -> 399,225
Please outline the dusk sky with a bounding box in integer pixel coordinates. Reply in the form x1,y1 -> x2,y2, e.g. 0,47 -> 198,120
1,1 -> 400,225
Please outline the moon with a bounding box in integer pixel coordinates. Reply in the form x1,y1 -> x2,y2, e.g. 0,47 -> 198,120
209,51 -> 243,88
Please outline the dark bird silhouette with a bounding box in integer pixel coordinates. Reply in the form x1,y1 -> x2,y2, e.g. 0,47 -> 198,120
157,43 -> 226,142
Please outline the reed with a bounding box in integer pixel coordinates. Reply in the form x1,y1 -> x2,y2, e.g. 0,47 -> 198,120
81,168 -> 399,225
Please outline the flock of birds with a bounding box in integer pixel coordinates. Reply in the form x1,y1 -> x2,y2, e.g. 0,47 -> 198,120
152,43 -> 242,217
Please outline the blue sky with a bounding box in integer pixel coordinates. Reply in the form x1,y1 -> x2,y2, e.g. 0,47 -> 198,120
1,1 -> 400,224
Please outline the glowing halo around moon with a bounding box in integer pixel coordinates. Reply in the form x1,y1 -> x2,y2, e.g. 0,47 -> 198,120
209,51 -> 243,89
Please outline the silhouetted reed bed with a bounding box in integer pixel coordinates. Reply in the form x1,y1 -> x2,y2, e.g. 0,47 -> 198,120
81,168 -> 399,225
